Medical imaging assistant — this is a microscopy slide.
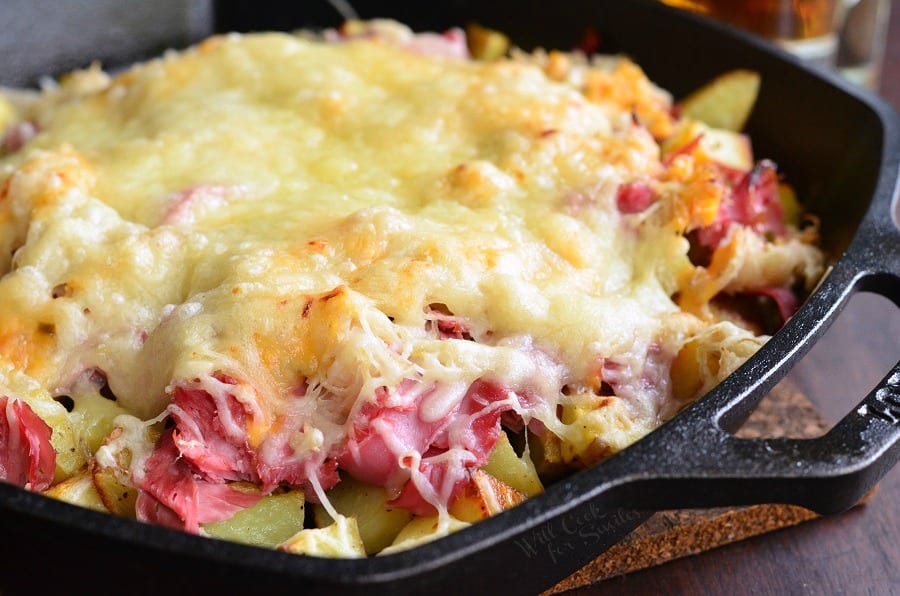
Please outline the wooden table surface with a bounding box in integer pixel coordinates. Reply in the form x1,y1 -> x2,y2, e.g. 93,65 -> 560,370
576,7 -> 900,596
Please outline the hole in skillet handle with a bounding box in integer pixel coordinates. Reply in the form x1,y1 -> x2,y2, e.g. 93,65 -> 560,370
595,84 -> 900,516
694,97 -> 900,514
596,266 -> 900,519
746,292 -> 900,440
587,125 -> 900,515
589,289 -> 900,521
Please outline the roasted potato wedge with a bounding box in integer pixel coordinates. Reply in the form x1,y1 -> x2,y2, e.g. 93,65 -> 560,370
680,69 -> 761,132
26,397 -> 84,482
449,469 -> 526,523
662,120 -> 754,171
313,475 -> 412,555
203,490 -> 306,548
466,23 -> 510,60
0,93 -> 16,132
778,182 -> 802,226
43,471 -> 107,512
71,392 -> 129,453
279,515 -> 366,558
380,515 -> 469,555
91,464 -> 137,517
482,431 -> 544,497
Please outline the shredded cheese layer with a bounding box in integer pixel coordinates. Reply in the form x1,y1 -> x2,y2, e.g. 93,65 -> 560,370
0,22 -> 823,554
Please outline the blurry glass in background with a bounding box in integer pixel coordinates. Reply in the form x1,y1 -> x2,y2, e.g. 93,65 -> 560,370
837,0 -> 892,88
659,0 -> 891,89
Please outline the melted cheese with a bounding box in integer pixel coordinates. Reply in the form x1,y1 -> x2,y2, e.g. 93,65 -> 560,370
0,31 -> 691,423
0,26 -> 825,532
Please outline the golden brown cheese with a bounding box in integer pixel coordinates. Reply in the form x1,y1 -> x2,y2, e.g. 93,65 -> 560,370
0,32 -> 693,420
0,25 -> 823,553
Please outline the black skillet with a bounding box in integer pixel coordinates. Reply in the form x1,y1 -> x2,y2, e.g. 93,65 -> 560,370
1,1 -> 898,593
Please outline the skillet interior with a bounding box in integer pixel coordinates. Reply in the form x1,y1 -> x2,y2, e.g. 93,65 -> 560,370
216,0 -> 886,259
1,1 -> 896,594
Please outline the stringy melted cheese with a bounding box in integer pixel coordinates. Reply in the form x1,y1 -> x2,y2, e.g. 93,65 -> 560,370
0,32 -> 718,499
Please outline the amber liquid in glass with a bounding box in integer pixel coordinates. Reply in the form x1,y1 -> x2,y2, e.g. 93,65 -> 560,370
660,0 -> 842,65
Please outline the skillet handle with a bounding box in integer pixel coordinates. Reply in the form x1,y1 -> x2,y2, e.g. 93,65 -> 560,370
729,357 -> 900,514
600,234 -> 900,514
614,357 -> 900,515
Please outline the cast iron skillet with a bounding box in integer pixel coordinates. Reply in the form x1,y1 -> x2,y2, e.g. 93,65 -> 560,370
1,1 -> 898,593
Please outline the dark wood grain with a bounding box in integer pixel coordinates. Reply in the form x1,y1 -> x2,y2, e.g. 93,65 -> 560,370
569,7 -> 900,593
547,386 -> 831,593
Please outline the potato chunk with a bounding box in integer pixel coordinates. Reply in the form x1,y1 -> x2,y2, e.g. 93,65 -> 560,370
380,515 -> 469,555
91,465 -> 137,517
313,475 -> 412,555
43,471 -> 107,512
449,469 -> 526,523
203,490 -> 306,548
680,69 -> 761,131
481,431 -> 543,497
466,23 -> 510,61
71,392 -> 129,454
662,120 -> 753,171
279,515 -> 366,558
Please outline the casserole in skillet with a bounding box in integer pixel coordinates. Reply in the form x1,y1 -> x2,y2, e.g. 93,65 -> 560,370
0,1 -> 898,593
